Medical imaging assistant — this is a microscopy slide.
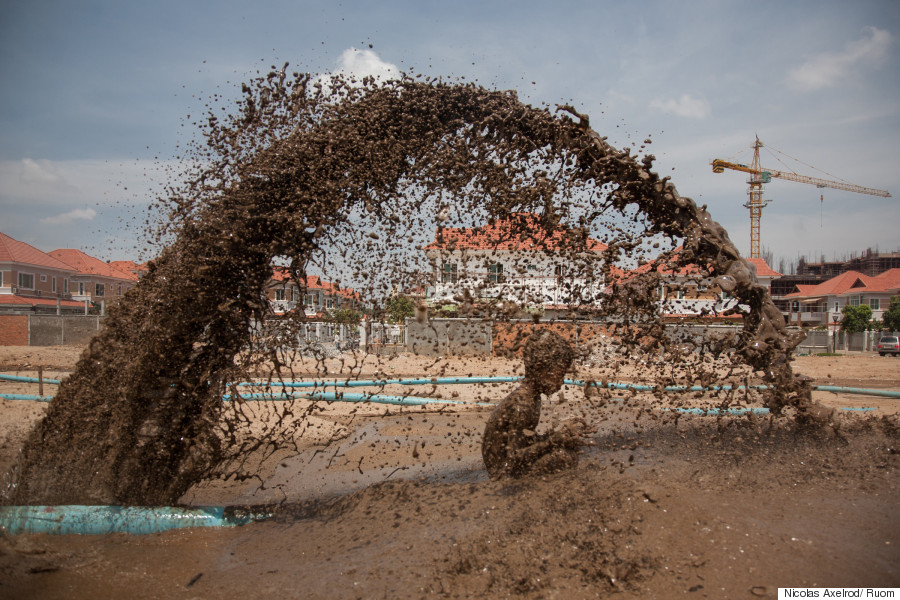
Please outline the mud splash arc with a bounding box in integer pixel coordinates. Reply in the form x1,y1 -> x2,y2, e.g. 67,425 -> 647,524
2,69 -> 807,506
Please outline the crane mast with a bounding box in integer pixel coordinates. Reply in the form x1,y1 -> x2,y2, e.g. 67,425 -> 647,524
711,137 -> 891,258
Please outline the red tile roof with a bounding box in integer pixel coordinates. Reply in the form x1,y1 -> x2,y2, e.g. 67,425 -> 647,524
623,250 -> 779,281
270,268 -> 359,298
786,268 -> 900,298
108,260 -> 148,277
48,249 -> 138,281
746,258 -> 782,278
0,232 -> 76,272
424,213 -> 607,253
0,294 -> 84,308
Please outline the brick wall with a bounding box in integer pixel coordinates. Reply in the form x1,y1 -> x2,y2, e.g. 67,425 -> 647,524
0,315 -> 29,346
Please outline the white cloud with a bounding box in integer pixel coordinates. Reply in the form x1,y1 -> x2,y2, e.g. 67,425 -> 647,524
787,27 -> 891,92
312,48 -> 400,94
41,207 -> 97,225
18,158 -> 73,190
648,94 -> 711,119
335,48 -> 400,82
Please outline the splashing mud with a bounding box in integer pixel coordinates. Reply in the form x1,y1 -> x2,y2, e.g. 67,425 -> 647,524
3,68 -> 816,506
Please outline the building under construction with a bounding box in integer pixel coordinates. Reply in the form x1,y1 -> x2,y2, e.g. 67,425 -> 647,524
769,248 -> 900,302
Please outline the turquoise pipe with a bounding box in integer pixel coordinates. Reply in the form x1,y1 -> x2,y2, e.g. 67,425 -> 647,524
665,407 -> 773,416
0,393 -> 54,401
0,505 -> 269,535
0,373 -> 61,384
224,390 -> 493,407
239,376 -> 523,388
812,385 -> 900,399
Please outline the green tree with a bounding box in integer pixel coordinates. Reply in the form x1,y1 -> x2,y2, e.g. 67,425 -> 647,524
326,307 -> 361,325
840,304 -> 873,333
883,295 -> 900,332
384,295 -> 415,324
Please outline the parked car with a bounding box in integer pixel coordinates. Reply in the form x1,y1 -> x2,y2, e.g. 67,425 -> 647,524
876,335 -> 900,356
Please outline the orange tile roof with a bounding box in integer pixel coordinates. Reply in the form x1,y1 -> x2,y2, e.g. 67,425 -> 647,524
622,249 -> 779,281
48,249 -> 138,281
0,294 -> 84,308
424,213 -> 607,253
108,260 -> 148,277
786,268 -> 900,298
0,232 -> 76,272
746,258 -> 782,278
270,267 -> 358,297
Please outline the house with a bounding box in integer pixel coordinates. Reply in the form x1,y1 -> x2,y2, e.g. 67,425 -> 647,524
784,268 -> 900,326
423,213 -> 608,316
48,249 -> 138,305
658,256 -> 780,320
265,268 -> 360,317
108,260 -> 148,279
0,231 -> 89,313
605,249 -> 782,322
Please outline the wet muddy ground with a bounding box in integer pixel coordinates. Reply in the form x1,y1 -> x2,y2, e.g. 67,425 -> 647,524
1,345 -> 898,598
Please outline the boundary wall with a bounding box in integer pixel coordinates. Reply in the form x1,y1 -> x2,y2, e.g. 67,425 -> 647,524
0,314 -> 102,346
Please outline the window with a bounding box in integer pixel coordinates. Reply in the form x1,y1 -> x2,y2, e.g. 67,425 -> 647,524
95,283 -> 105,297
554,265 -> 568,284
78,282 -> 85,296
833,302 -> 839,312
326,297 -> 335,309
52,277 -> 57,293
64,279 -> 69,294
488,263 -> 504,284
40,274 -> 47,283
441,262 -> 457,283
305,294 -> 315,307
850,295 -> 860,307
18,273 -> 34,290
117,284 -> 123,297
274,289 -> 286,301
869,298 -> 880,310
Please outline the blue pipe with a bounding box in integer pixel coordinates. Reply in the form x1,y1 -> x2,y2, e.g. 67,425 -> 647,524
0,505 -> 269,535
812,385 -> 900,399
224,390 -> 493,407
0,393 -> 54,401
664,407 -> 773,416
0,373 -> 61,384
239,376 -> 523,388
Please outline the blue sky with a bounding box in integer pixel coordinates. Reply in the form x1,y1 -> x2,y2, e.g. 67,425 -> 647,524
1,0 -> 897,271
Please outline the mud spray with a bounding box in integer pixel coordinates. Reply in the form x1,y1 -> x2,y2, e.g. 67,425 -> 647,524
3,69 -> 819,506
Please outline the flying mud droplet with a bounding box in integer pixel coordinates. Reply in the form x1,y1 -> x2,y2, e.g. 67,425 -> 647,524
2,69 -> 816,506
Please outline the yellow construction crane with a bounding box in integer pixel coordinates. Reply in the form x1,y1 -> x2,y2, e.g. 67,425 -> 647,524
711,137 -> 891,258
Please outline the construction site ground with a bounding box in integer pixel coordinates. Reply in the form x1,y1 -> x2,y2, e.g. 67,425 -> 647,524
1,345 -> 898,599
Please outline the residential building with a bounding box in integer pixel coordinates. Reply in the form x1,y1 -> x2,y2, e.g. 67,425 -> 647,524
265,268 -> 360,317
108,260 -> 148,279
48,249 -> 138,305
423,213 -> 608,316
0,231 -> 85,313
784,268 -> 900,326
622,253 -> 781,321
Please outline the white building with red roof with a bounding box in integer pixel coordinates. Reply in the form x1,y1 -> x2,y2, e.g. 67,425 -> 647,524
784,268 -> 900,325
48,249 -> 138,305
0,231 -> 85,312
423,213 -> 608,314
265,268 -> 360,317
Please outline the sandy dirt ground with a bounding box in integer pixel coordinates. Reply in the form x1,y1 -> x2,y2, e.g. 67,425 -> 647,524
1,344 -> 898,599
